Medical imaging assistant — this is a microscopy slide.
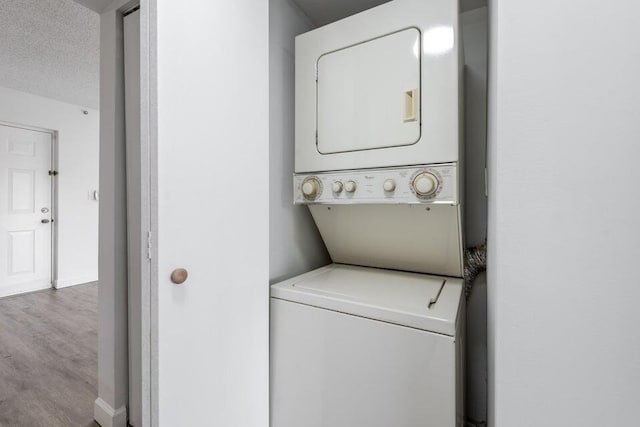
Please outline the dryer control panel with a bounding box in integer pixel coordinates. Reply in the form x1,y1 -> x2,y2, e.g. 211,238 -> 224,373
294,164 -> 458,205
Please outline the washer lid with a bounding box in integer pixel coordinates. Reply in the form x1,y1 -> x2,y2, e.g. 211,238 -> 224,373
270,264 -> 463,336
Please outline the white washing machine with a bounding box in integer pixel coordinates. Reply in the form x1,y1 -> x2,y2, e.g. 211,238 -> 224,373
270,264 -> 465,427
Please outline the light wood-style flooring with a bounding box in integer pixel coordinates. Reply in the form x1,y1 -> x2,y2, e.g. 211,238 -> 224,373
0,283 -> 99,427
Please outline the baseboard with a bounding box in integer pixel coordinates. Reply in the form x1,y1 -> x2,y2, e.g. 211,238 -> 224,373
0,281 -> 50,299
54,275 -> 98,289
94,398 -> 127,427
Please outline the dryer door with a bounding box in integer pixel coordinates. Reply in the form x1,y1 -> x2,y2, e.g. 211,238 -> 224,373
294,0 -> 461,173
317,28 -> 421,154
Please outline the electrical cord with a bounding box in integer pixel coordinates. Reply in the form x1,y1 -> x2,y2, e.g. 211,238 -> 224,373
464,241 -> 486,298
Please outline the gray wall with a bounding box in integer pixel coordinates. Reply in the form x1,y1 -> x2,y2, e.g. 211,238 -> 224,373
462,7 -> 488,426
487,0 -> 640,425
269,0 -> 330,284
95,1 -> 137,426
464,7 -> 488,249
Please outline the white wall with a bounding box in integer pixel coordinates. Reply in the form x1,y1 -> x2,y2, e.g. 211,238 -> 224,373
0,86 -> 99,288
487,1 -> 640,425
269,0 -> 330,283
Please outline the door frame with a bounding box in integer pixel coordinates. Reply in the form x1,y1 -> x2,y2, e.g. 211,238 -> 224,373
0,120 -> 58,291
134,1 -> 155,425
95,1 -> 154,426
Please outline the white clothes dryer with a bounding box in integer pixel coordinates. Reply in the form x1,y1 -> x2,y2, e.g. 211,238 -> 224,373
292,0 -> 465,278
270,264 -> 465,427
295,0 -> 463,173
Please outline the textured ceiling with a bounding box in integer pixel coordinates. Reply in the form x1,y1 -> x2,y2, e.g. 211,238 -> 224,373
293,0 -> 488,26
0,0 -> 100,109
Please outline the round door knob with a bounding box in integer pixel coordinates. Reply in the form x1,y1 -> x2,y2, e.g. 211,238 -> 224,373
383,179 -> 396,192
412,173 -> 438,197
344,180 -> 357,193
332,181 -> 343,193
301,177 -> 320,199
171,268 -> 188,285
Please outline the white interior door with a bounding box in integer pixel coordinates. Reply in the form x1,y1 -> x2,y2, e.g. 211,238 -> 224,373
0,124 -> 52,297
154,0 -> 269,425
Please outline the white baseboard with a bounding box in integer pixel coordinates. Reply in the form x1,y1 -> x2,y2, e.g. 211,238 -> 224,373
94,398 -> 127,427
0,281 -> 50,299
54,275 -> 98,289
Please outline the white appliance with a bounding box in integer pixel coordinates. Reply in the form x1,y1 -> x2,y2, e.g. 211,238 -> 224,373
294,163 -> 463,277
272,0 -> 465,425
295,0 -> 462,173
293,0 -> 464,278
271,264 -> 464,427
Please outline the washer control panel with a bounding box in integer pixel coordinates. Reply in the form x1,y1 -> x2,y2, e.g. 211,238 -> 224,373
294,164 -> 458,205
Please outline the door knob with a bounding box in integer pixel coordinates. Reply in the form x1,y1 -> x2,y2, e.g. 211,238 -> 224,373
41,219 -> 50,223
171,268 -> 188,285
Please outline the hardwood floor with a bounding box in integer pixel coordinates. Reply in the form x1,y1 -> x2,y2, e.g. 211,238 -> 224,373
0,283 -> 99,427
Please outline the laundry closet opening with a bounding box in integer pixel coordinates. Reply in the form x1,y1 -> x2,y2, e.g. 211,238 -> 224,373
269,0 -> 488,426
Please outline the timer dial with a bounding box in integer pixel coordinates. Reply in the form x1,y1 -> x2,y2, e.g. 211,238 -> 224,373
301,177 -> 321,199
412,172 -> 439,198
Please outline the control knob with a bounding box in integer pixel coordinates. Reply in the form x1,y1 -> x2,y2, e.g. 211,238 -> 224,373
383,179 -> 396,192
344,180 -> 357,193
332,181 -> 343,193
301,177 -> 321,199
412,172 -> 439,198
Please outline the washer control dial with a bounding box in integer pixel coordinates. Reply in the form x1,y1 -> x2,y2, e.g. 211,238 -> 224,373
383,179 -> 396,192
412,172 -> 439,198
301,177 -> 321,200
332,181 -> 343,193
345,180 -> 357,193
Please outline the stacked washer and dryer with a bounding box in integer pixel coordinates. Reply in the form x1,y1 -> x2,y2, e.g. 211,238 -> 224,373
271,0 -> 465,426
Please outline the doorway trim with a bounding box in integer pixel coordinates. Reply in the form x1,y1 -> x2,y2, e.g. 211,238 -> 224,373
95,1 -> 153,426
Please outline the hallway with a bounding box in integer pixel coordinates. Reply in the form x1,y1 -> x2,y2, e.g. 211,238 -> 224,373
0,283 -> 98,427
